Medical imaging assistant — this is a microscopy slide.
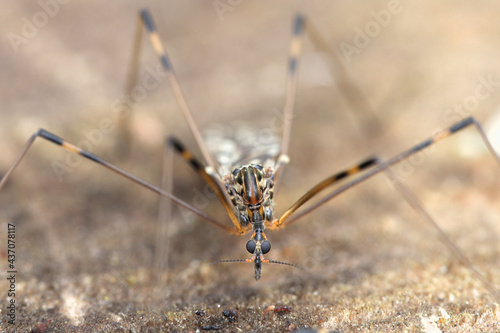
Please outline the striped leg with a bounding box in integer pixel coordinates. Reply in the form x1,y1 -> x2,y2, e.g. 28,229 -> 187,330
268,157 -> 378,229
167,137 -> 248,234
271,117 -> 500,227
151,136 -> 247,290
273,14 -> 305,192
140,10 -> 217,170
0,129 -> 237,235
278,14 -> 305,167
269,117 -> 500,300
275,15 -> 381,192
117,9 -> 217,169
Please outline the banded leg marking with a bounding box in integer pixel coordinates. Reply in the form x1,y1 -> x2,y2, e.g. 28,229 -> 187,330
275,117 -> 500,227
120,9 -> 218,170
270,157 -> 378,229
168,137 -> 247,234
0,129 -> 235,234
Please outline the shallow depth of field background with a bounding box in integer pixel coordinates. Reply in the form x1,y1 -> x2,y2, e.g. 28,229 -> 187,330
1,1 -> 500,332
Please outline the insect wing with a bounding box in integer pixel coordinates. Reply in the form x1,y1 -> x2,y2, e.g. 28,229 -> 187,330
203,123 -> 281,177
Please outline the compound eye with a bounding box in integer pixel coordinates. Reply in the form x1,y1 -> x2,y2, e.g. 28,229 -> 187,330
261,240 -> 271,254
246,240 -> 257,254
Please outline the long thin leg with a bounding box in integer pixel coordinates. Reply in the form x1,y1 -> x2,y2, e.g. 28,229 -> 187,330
304,18 -> 381,138
153,138 -> 176,291
278,14 -> 305,165
271,117 -> 500,300
117,9 -> 217,169
138,9 -> 217,170
274,15 -> 305,192
168,137 -> 247,234
274,14 -> 381,191
152,137 -> 245,292
269,157 -> 378,228
0,129 -> 238,235
382,163 -> 500,300
115,12 -> 144,158
272,117 -> 500,228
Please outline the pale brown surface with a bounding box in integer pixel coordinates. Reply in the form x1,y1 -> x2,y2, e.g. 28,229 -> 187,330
1,1 -> 500,332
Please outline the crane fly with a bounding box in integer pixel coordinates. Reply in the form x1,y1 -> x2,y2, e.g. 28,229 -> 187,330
1,9 -> 499,301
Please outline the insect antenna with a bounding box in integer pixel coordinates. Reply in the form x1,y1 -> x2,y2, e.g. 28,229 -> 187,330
265,259 -> 305,271
210,258 -> 304,271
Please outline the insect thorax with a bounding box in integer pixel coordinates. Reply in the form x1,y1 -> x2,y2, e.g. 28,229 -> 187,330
225,164 -> 274,228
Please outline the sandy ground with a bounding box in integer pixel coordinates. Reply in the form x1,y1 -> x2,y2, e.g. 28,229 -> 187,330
1,1 -> 500,332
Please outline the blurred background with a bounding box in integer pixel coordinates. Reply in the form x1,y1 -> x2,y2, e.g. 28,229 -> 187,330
1,0 -> 500,331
